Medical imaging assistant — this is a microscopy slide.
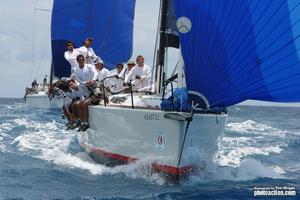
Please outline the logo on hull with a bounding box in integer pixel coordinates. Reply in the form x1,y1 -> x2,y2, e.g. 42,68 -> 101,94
154,131 -> 166,151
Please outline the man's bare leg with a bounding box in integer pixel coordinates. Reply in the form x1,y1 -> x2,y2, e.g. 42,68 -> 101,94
62,106 -> 71,124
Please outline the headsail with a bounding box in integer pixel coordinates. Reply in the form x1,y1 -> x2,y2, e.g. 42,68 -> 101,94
174,0 -> 300,107
51,0 -> 136,78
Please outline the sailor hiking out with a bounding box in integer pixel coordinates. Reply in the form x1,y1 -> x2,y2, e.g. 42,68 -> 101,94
73,54 -> 98,131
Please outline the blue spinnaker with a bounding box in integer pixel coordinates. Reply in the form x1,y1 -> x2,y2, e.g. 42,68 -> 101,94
174,0 -> 300,107
51,0 -> 136,78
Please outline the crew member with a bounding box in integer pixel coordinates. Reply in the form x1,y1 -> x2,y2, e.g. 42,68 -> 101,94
64,41 -> 79,75
77,37 -> 100,64
74,55 -> 98,131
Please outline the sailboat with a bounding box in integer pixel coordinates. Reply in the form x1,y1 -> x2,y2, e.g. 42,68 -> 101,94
24,64 -> 63,109
51,0 -> 300,180
25,4 -> 62,109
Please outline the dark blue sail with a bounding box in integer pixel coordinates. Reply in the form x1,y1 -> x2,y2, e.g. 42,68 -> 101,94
174,0 -> 300,107
165,0 -> 179,48
51,0 -> 136,78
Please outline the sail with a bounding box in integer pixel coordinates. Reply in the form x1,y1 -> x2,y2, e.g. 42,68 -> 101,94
174,0 -> 300,108
157,0 -> 179,67
51,0 -> 136,78
165,0 -> 179,49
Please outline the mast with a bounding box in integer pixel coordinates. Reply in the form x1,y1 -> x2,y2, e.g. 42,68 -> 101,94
154,0 -> 179,94
154,0 -> 168,94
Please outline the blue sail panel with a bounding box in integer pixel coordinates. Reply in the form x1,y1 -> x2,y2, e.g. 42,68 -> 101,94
174,0 -> 300,107
51,0 -> 136,78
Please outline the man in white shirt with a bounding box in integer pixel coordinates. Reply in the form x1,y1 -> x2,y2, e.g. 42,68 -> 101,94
125,55 -> 152,90
74,55 -> 98,131
121,60 -> 136,87
64,41 -> 79,75
74,55 -> 98,87
77,37 -> 99,64
135,55 -> 152,90
52,80 -> 76,129
110,63 -> 124,93
95,59 -> 110,84
65,79 -> 86,130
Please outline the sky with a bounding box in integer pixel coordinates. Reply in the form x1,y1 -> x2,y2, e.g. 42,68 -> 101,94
0,0 -> 173,98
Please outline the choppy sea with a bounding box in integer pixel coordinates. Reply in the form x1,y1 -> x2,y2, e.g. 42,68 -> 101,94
0,98 -> 299,199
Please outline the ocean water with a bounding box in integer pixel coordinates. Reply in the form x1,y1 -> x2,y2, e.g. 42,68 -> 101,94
0,98 -> 299,200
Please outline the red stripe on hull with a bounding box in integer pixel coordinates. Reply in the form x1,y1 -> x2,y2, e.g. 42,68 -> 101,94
91,147 -> 138,163
83,144 -> 195,178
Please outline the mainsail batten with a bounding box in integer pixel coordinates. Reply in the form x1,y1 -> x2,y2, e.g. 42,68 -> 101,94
174,0 -> 300,107
51,0 -> 136,78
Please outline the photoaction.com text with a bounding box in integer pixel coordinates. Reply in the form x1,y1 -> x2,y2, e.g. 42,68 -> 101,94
253,186 -> 296,197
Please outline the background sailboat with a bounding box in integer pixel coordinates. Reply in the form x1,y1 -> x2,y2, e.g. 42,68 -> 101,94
24,1 -> 62,109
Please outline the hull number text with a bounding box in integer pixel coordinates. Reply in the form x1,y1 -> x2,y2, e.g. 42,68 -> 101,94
144,113 -> 160,120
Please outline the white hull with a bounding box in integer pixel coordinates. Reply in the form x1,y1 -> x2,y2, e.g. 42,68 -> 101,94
78,94 -> 227,179
25,92 -> 62,109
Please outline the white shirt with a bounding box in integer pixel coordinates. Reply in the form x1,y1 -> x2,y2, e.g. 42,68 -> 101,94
77,46 -> 98,64
125,64 -> 151,90
63,84 -> 87,110
74,64 -> 98,86
96,68 -> 110,83
71,82 -> 87,99
64,49 -> 80,74
63,91 -> 73,109
119,67 -> 131,81
110,70 -> 124,93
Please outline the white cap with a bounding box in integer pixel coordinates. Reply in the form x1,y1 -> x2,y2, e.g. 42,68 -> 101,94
61,77 -> 71,82
94,57 -> 104,65
52,79 -> 59,85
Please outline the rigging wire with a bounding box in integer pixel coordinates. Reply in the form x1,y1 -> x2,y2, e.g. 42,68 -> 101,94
30,0 -> 37,84
30,0 -> 53,83
36,30 -> 51,79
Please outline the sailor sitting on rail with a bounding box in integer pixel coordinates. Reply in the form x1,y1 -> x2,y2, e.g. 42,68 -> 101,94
52,80 -> 74,128
74,54 -> 98,131
65,79 -> 87,130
